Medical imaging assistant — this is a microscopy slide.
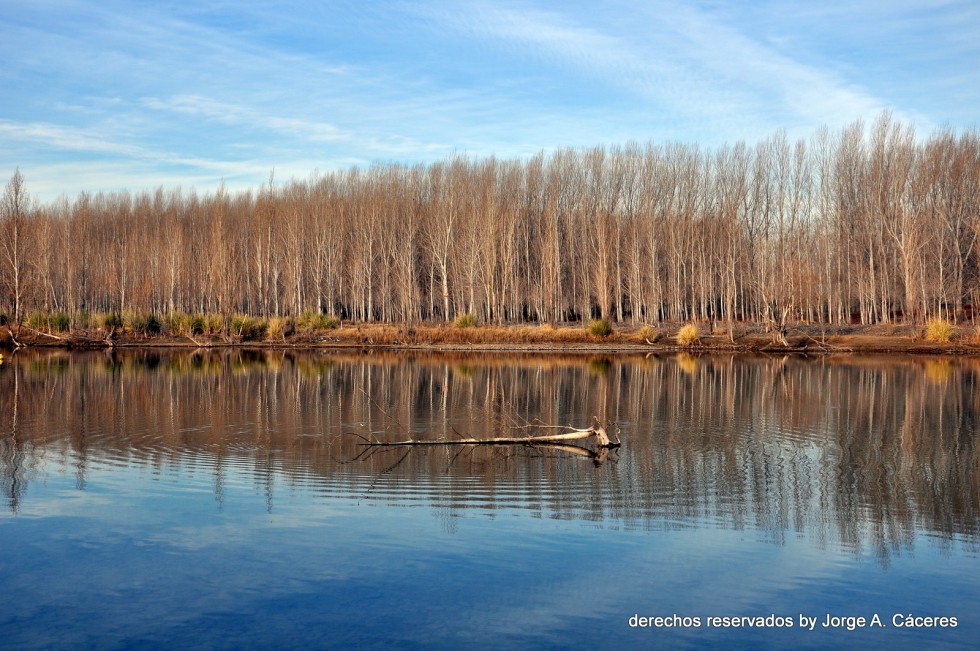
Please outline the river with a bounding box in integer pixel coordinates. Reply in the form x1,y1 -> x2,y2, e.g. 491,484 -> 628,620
0,349 -> 977,649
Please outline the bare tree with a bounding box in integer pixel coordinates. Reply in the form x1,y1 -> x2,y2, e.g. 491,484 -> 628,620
1,170 -> 35,324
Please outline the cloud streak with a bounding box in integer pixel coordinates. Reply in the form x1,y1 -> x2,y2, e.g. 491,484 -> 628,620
140,96 -> 350,144
1,0 -> 976,201
426,1 -> 899,140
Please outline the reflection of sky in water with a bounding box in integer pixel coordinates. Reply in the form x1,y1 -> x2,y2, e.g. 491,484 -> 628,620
3,453 -> 977,650
1,351 -> 979,649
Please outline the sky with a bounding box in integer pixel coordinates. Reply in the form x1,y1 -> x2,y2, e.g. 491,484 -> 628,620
2,0 -> 978,203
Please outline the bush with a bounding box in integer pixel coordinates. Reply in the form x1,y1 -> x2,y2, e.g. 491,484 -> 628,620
147,313 -> 162,334
204,314 -> 223,335
50,311 -> 71,332
924,318 -> 954,343
266,316 -> 294,341
102,312 -> 123,329
123,311 -> 145,335
124,311 -> 162,336
233,314 -> 268,339
164,311 -> 191,336
677,323 -> 700,347
25,311 -> 47,330
637,324 -> 659,342
189,314 -> 206,335
73,311 -> 93,329
454,312 -> 478,329
587,318 -> 612,337
22,311 -> 72,332
297,311 -> 340,332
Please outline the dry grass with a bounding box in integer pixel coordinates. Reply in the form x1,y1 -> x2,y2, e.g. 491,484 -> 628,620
204,314 -> 223,335
587,318 -> 612,337
924,318 -> 954,344
122,311 -> 161,336
636,325 -> 659,343
676,323 -> 700,347
232,314 -> 268,339
17,310 -> 977,352
297,311 -> 340,332
327,322 -> 635,346
266,316 -> 294,341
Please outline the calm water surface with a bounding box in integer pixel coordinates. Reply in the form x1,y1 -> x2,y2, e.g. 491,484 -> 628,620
1,349 -> 978,649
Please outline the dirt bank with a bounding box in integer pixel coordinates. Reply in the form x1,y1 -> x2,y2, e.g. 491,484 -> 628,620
4,321 -> 979,356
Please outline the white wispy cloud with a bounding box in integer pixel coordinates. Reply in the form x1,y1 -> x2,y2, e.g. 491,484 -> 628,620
0,120 -> 149,159
2,0 -> 976,201
650,3 -> 904,127
0,119 -> 270,173
140,95 -> 350,144
420,0 -> 905,140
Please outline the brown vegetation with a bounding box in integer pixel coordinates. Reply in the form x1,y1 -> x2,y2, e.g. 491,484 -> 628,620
5,315 -> 980,354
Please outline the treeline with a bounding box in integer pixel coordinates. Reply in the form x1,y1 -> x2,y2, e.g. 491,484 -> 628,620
2,113 -> 979,327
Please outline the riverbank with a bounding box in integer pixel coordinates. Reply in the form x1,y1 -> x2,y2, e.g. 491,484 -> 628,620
4,321 -> 979,355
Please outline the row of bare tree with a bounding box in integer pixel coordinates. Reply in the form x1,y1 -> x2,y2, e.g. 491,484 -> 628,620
3,113 -> 979,326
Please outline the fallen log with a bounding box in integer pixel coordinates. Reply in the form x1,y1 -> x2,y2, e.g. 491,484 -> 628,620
6,326 -> 24,348
360,425 -> 617,448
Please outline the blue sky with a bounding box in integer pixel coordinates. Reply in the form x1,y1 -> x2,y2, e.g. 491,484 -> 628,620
2,0 -> 978,202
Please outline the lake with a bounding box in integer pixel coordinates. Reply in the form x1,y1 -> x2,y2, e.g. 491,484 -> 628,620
1,349 -> 978,649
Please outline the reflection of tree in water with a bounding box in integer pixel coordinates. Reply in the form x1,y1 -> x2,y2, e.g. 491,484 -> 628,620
0,434 -> 26,513
0,360 -> 26,512
0,349 -> 978,561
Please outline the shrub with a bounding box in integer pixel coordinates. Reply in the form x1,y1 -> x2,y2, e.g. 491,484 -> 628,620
677,323 -> 700,347
233,314 -> 268,339
454,312 -> 478,329
123,310 -> 145,334
25,311 -> 47,330
637,325 -> 659,342
50,311 -> 71,332
587,318 -> 612,337
267,316 -> 294,341
164,311 -> 191,336
297,311 -> 340,332
102,312 -> 123,329
204,314 -> 223,335
73,311 -> 93,329
147,313 -> 162,334
924,318 -> 954,344
189,314 -> 206,335
123,311 -> 162,336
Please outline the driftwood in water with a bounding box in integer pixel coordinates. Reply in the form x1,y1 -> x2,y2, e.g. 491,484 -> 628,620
361,425 -> 617,448
5,326 -> 23,348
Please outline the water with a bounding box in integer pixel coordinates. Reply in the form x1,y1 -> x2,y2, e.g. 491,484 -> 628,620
1,349 -> 978,649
